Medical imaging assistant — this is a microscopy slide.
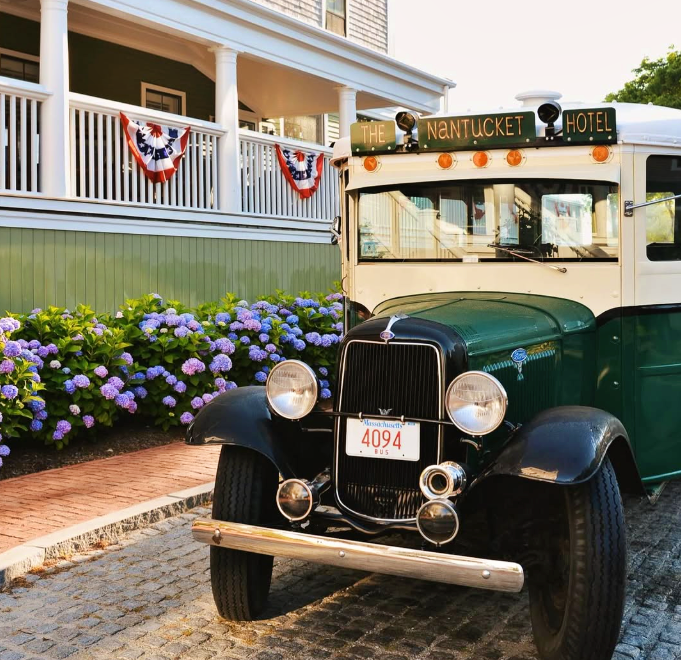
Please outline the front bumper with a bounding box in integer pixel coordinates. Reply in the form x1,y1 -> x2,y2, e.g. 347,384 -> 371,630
192,518 -> 525,593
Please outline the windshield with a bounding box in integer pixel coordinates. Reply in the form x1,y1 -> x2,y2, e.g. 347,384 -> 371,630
357,179 -> 619,262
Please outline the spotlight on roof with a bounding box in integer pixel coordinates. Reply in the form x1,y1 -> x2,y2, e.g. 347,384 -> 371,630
395,111 -> 419,134
537,101 -> 562,136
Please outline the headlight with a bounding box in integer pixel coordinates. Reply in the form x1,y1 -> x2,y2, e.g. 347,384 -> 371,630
266,360 -> 318,420
445,371 -> 507,435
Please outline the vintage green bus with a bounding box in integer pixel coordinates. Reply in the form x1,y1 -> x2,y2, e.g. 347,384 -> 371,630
189,93 -> 681,660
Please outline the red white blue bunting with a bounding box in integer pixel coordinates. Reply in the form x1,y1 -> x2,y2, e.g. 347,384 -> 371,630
120,113 -> 191,184
275,144 -> 324,199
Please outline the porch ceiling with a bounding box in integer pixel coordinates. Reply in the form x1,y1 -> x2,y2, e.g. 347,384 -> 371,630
69,0 -> 453,114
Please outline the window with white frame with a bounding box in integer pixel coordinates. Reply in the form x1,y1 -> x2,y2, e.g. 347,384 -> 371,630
325,0 -> 347,36
0,49 -> 39,83
141,83 -> 186,116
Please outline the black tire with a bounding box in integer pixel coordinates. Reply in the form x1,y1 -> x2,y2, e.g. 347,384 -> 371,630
210,445 -> 279,621
529,456 -> 626,660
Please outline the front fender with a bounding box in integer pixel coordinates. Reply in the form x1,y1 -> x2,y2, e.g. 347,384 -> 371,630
186,386 -> 328,480
474,406 -> 644,494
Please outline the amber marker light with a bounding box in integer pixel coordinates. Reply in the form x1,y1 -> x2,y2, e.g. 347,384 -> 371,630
363,156 -> 379,172
506,150 -> 524,167
591,145 -> 612,163
473,151 -> 489,168
437,153 -> 454,169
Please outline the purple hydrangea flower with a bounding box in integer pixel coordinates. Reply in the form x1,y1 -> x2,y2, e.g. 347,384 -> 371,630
94,366 -> 108,378
229,321 -> 244,332
162,396 -> 177,408
181,358 -> 205,376
120,352 -> 133,365
190,397 -> 204,410
128,401 -> 138,414
53,431 -> 64,441
36,410 -> 48,421
209,354 -> 232,374
215,312 -> 231,324
174,326 -> 189,338
30,419 -> 43,432
248,346 -> 268,362
265,344 -> 277,353
133,386 -> 148,399
0,360 -> 15,374
291,327 -> 303,337
254,371 -> 268,383
187,320 -> 200,331
174,381 -> 187,394
215,377 -> 227,389
259,333 -> 270,343
243,319 -> 262,332
37,346 -> 49,358
115,394 -> 130,409
214,338 -> 235,355
180,412 -> 194,425
225,381 -> 237,390
326,292 -> 343,301
321,335 -> 333,348
293,339 -> 306,352
46,344 -> 58,355
64,380 -> 76,394
319,307 -> 329,315
108,376 -> 125,390
239,336 -> 251,346
320,388 -> 332,399
202,393 -> 213,404
90,327 -> 103,336
56,420 -> 71,435
318,367 -> 329,376
72,334 -> 84,342
100,383 -> 119,400
164,375 -> 177,386
83,415 -> 95,428
305,332 -> 322,346
73,375 -> 90,389
270,354 -> 281,363
3,341 -> 21,358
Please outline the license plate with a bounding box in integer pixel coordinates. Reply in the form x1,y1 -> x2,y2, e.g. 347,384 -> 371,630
345,417 -> 420,461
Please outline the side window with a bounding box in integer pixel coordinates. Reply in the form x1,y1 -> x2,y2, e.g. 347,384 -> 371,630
141,83 -> 186,116
0,51 -> 39,83
646,155 -> 681,261
326,0 -> 347,36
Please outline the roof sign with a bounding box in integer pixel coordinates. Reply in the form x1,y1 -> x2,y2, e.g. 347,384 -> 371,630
418,112 -> 537,150
562,108 -> 616,144
350,121 -> 397,154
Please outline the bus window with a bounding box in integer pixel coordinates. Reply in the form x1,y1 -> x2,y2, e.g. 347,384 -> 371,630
646,156 -> 681,261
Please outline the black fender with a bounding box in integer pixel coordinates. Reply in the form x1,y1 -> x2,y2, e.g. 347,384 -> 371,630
473,406 -> 645,495
185,386 -> 331,480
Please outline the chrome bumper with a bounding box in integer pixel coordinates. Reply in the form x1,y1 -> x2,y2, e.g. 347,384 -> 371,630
192,518 -> 524,593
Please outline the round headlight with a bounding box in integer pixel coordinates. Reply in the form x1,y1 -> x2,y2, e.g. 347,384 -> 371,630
445,371 -> 507,435
266,360 -> 318,420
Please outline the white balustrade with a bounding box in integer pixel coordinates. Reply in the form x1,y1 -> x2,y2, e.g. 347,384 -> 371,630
69,93 -> 224,210
0,78 -> 49,194
239,130 -> 339,222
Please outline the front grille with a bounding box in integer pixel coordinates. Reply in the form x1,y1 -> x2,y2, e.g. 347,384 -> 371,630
336,341 -> 441,520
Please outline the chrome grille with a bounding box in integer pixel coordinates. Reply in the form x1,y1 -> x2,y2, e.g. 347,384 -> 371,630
335,340 -> 441,520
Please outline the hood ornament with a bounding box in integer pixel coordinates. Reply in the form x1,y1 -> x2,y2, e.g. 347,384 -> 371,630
380,314 -> 408,342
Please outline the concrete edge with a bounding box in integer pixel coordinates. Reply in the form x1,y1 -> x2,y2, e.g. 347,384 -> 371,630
0,481 -> 215,590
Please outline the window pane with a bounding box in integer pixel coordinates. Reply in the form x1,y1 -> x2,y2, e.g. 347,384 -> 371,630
144,89 -> 182,115
327,0 -> 345,15
326,11 -> 346,35
0,55 -> 38,82
283,115 -> 322,143
358,180 -> 618,262
646,156 -> 681,261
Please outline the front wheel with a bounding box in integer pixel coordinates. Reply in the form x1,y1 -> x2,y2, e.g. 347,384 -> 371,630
210,446 -> 279,621
528,456 -> 626,660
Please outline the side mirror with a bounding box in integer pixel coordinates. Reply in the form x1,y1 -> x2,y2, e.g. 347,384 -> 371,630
330,215 -> 341,245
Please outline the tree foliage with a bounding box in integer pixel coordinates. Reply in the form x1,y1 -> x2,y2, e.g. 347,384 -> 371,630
605,48 -> 681,109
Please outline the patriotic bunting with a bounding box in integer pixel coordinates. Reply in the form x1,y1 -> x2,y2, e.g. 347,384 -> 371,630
120,112 -> 191,184
275,144 -> 324,199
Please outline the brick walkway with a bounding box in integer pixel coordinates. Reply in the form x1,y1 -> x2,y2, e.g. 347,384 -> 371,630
0,442 -> 220,553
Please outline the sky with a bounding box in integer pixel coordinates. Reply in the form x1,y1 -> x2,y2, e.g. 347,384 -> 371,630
390,0 -> 681,113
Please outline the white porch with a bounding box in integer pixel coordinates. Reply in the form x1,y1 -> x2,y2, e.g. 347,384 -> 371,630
0,0 -> 450,243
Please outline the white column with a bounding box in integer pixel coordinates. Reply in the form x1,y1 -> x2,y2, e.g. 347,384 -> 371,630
214,45 -> 240,213
40,0 -> 70,197
337,86 -> 357,138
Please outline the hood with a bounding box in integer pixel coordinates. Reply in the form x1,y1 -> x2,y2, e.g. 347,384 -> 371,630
372,292 -> 596,357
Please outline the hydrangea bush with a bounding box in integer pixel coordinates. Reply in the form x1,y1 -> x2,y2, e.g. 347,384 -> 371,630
0,290 -> 344,461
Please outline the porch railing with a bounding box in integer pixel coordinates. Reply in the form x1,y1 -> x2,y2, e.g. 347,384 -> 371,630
239,130 -> 339,221
69,93 -> 225,210
0,77 -> 49,195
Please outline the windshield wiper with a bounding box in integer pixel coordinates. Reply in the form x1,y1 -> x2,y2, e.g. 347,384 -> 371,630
487,244 -> 567,273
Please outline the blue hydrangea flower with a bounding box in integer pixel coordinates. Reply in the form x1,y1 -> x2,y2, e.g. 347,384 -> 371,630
227,333 -> 238,341
190,397 -> 204,410
265,344 -> 277,353
293,339 -> 306,352
239,336 -> 251,345
162,396 -> 177,408
56,420 -> 72,435
270,354 -> 281,363
259,333 -> 270,343
174,326 -> 189,338
229,321 -> 244,332
53,431 -> 64,441
215,377 -> 227,389
286,315 -> 299,325
319,307 -> 329,315
305,332 -> 322,346
215,312 -> 231,324
3,341 -> 21,358
318,367 -> 328,377
254,371 -> 267,383
0,360 -> 14,374
248,346 -> 268,362
174,381 -> 187,394
30,419 -> 43,432
225,381 -> 238,390
215,338 -> 235,355
320,388 -> 332,399
36,410 -> 48,421
166,375 -> 178,386
37,346 -> 49,358
100,383 -> 118,400
64,380 -> 76,394
209,354 -> 232,374
180,412 -> 194,425
115,394 -> 130,409
291,327 -> 303,337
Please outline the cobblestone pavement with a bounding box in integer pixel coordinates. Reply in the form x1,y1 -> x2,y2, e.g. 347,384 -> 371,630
0,482 -> 680,660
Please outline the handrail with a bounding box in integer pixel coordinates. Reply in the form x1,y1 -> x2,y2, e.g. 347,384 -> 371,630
0,76 -> 52,101
238,128 -> 333,155
69,92 -> 225,136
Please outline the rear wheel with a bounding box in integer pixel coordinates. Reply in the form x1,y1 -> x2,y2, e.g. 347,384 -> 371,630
528,456 -> 626,660
210,446 -> 279,621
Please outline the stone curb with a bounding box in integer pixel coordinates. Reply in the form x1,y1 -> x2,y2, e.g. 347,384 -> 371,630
0,481 -> 214,590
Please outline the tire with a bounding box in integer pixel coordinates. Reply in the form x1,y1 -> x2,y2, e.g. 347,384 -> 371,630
210,445 -> 279,621
528,456 -> 626,660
